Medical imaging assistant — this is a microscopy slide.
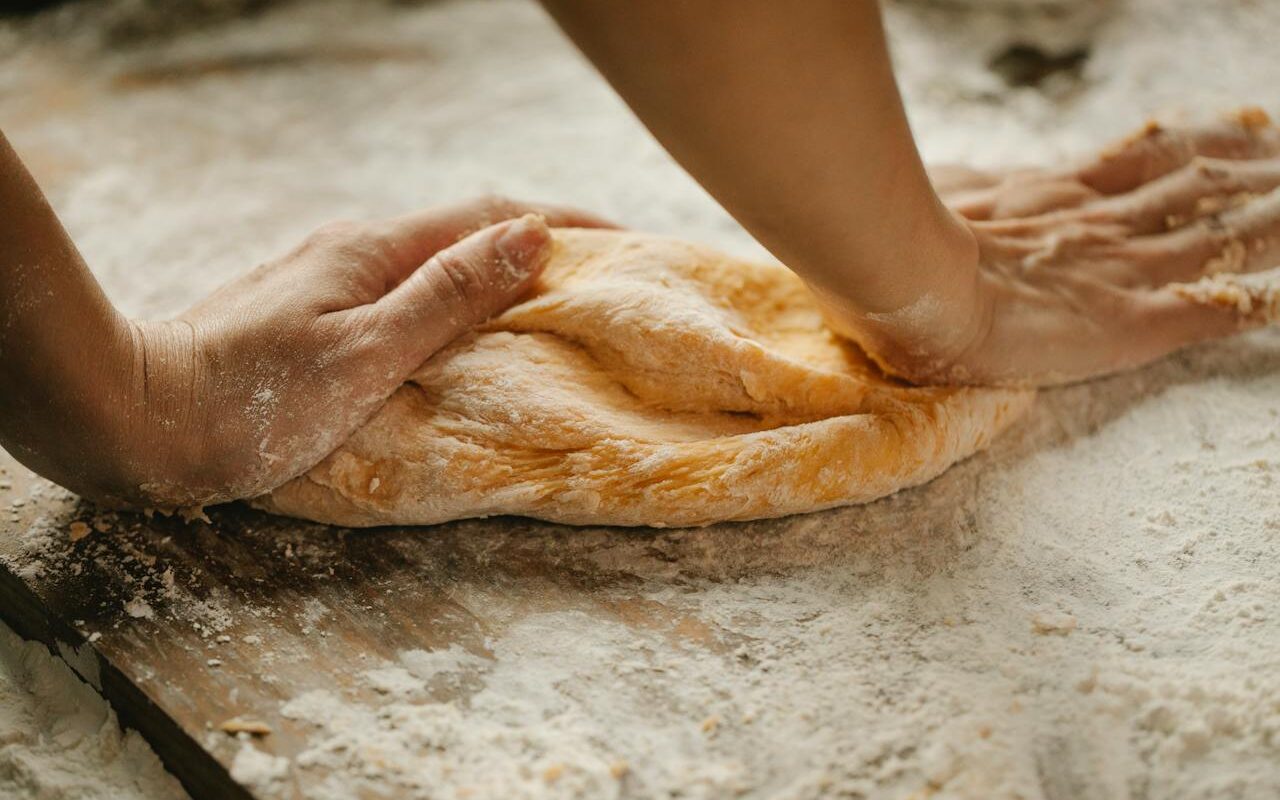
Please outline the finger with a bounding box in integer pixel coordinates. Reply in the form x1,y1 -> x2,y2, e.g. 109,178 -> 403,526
947,179 -> 1100,221
939,166 -> 1102,221
377,195 -> 614,280
1078,108 -> 1280,196
1096,156 -> 1280,234
1164,270 -> 1280,327
929,164 -> 1002,197
361,214 -> 553,371
1137,270 -> 1280,356
986,178 -> 1100,220
1127,186 -> 1280,285
1081,271 -> 1279,379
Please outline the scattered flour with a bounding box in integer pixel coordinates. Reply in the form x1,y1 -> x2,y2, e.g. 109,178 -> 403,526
0,620 -> 187,800
229,741 -> 291,793
358,644 -> 490,698
1,0 -> 1280,798
282,620 -> 666,800
124,595 -> 156,620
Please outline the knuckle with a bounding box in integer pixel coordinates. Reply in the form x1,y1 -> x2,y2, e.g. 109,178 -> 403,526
337,305 -> 384,343
430,250 -> 493,319
1198,209 -> 1231,241
306,219 -> 363,249
347,320 -> 394,362
316,311 -> 400,374
468,193 -> 525,226
1189,156 -> 1237,186
1135,125 -> 1192,164
304,220 -> 397,264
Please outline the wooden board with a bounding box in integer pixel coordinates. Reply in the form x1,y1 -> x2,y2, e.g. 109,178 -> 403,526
0,443 -> 940,799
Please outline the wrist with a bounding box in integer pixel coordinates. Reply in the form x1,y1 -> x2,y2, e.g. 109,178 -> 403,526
0,310 -> 178,507
55,318 -> 209,509
110,319 -> 216,507
815,210 -> 987,382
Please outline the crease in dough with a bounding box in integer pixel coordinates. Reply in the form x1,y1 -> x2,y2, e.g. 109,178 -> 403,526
256,229 -> 1034,528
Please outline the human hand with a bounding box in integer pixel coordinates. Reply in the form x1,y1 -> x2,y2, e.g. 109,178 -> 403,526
122,197 -> 611,508
835,109 -> 1280,386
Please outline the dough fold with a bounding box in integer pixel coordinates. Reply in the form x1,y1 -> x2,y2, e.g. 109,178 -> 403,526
257,230 -> 1033,527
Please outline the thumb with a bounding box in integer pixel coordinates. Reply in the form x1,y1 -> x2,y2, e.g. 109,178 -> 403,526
373,213 -> 553,367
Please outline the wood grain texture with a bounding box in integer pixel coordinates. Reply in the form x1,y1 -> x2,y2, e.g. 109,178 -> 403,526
0,421 -> 1011,800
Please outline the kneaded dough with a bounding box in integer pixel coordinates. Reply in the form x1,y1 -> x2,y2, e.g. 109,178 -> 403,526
257,230 -> 1034,528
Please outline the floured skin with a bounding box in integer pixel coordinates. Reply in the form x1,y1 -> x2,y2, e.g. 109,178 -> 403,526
256,230 -> 1034,527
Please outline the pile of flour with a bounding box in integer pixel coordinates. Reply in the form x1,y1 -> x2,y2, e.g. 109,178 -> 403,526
2,0 -> 1280,798
0,619 -> 186,799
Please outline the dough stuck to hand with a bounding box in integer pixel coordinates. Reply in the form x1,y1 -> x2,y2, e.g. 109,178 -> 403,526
257,230 -> 1034,528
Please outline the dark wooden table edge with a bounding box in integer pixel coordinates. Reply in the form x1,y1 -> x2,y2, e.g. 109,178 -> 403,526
0,561 -> 253,800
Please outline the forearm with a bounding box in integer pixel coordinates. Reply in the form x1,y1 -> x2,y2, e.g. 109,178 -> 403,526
0,131 -> 166,503
540,0 -> 977,319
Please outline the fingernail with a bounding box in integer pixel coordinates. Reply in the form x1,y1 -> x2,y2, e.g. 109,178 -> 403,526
495,214 -> 552,276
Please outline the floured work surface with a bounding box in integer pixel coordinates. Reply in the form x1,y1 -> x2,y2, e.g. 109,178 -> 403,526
5,0 -> 1280,798
0,439 -> 1050,800
6,324 -> 1280,800
2,300 -> 1275,795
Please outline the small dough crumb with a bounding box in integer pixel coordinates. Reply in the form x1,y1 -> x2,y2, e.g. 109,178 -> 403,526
68,521 -> 91,542
1232,105 -> 1273,131
179,505 -> 212,525
1174,272 -> 1280,322
220,717 -> 273,736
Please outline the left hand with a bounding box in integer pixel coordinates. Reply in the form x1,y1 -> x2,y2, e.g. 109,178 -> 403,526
120,197 -> 612,507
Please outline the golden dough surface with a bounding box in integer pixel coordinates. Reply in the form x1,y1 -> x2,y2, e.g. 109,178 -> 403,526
257,230 -> 1035,527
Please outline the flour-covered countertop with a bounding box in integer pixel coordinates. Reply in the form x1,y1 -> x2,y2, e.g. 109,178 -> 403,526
2,1 -> 1280,798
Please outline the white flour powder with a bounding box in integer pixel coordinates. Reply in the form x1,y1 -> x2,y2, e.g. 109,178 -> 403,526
1,0 -> 1280,798
0,620 -> 187,799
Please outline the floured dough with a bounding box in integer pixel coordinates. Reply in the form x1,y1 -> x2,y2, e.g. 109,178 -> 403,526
257,230 -> 1034,527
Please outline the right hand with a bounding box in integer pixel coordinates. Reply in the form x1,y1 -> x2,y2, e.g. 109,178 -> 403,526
844,109 -> 1280,387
